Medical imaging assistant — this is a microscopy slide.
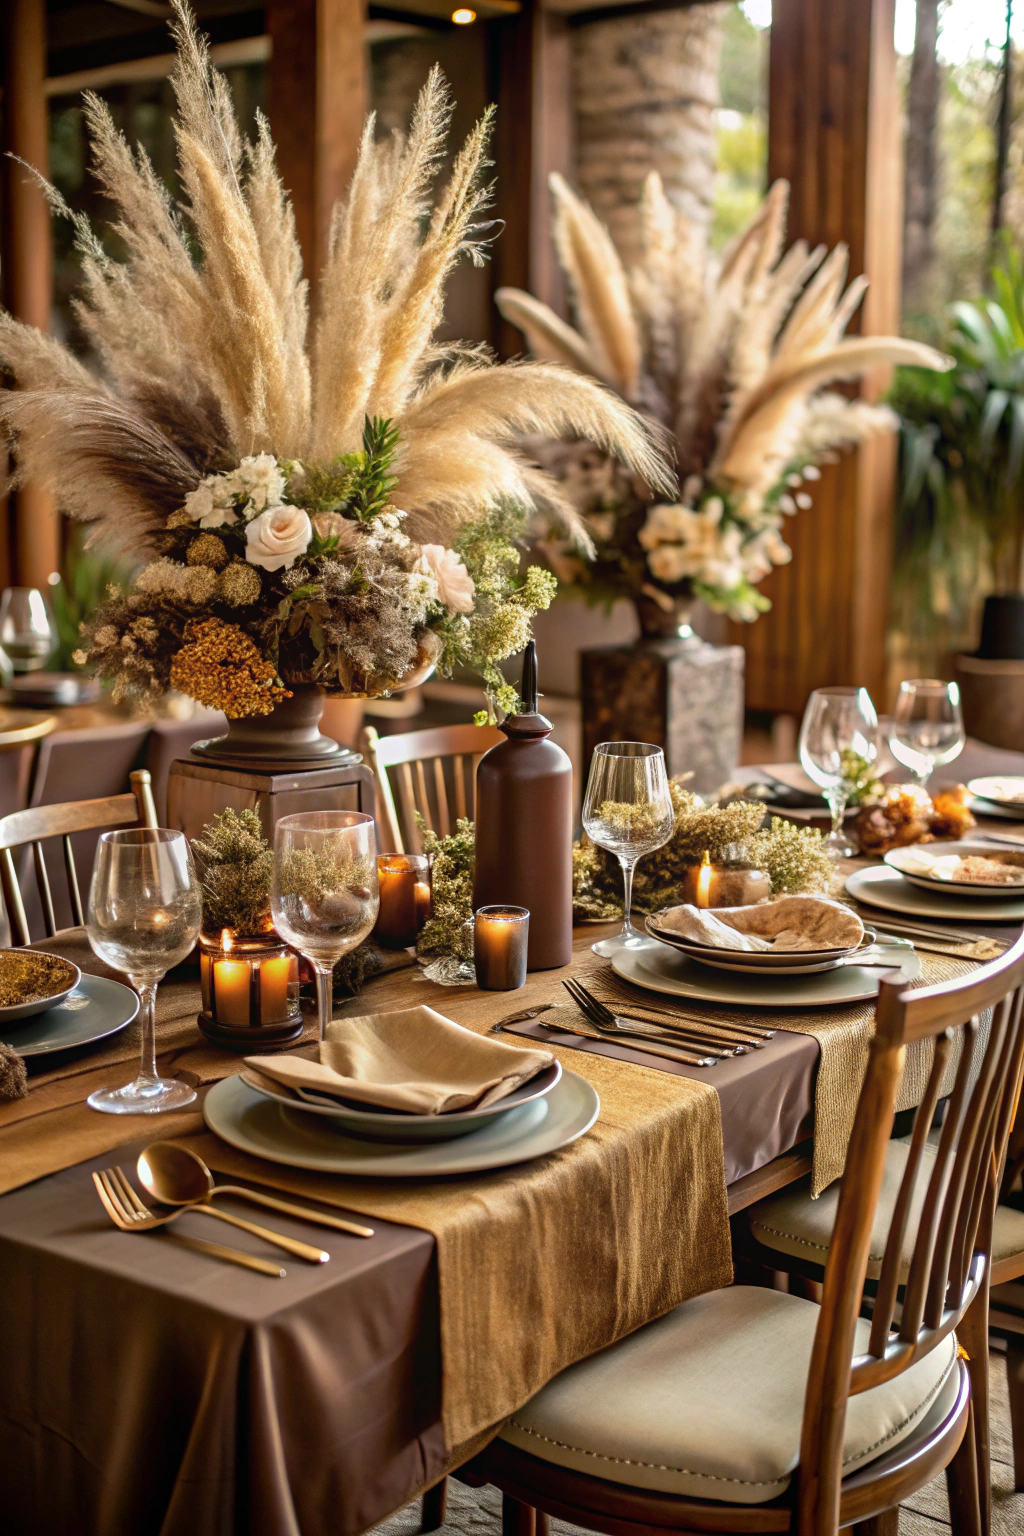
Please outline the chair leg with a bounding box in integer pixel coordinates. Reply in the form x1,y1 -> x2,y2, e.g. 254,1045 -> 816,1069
421,1477 -> 447,1532
1007,1335 -> 1024,1492
945,1400 -> 983,1536
852,1512 -> 899,1536
502,1494 -> 536,1536
958,1278 -> 991,1536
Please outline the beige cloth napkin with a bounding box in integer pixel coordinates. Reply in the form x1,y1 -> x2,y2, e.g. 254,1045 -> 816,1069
656,894 -> 864,952
244,1004 -> 555,1115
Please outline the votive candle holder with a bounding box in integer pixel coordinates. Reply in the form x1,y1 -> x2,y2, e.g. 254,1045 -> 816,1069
198,929 -> 302,1049
373,854 -> 431,949
474,905 -> 529,991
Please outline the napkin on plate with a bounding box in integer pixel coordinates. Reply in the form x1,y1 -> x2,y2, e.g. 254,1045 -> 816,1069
655,895 -> 864,952
242,1005 -> 555,1116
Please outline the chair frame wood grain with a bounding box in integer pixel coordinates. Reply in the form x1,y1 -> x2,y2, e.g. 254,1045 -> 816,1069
460,934 -> 1024,1536
361,723 -> 505,854
0,768 -> 158,944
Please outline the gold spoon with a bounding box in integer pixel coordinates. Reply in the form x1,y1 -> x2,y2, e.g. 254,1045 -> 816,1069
137,1141 -> 373,1239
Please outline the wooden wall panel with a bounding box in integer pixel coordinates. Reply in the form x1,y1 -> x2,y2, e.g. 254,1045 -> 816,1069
733,0 -> 901,715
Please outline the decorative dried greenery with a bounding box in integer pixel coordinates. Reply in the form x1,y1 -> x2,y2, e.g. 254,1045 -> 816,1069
416,818 -> 476,964
191,807 -> 274,936
277,840 -> 375,904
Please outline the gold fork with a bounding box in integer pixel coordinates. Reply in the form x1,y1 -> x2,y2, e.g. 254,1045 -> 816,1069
92,1166 -> 328,1264
93,1169 -> 286,1277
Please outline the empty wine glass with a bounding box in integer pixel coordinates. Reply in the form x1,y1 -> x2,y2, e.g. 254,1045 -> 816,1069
0,587 -> 54,673
86,829 -> 203,1114
889,679 -> 965,785
271,811 -> 379,1041
582,742 -> 675,957
799,687 -> 878,858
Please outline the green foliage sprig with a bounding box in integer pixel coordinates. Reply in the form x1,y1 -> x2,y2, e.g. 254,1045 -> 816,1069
191,808 -> 274,937
416,818 -> 476,964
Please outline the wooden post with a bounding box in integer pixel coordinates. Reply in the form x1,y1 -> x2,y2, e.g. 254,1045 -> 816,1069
265,0 -> 368,287
2,0 -> 59,590
735,0 -> 902,715
490,0 -> 573,357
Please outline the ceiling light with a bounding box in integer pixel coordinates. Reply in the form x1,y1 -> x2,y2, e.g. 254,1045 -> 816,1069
452,8 -> 477,23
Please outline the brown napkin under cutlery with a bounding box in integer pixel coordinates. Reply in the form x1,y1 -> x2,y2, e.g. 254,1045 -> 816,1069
244,1004 -> 554,1115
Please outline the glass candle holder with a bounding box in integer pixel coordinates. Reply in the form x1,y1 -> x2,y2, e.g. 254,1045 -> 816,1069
198,929 -> 302,1049
474,906 -> 529,991
373,854 -> 432,949
682,848 -> 771,909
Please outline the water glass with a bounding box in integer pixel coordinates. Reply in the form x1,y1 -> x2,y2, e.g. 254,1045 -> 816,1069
0,587 -> 54,673
86,828 -> 203,1114
798,687 -> 878,858
271,811 -> 379,1041
889,679 -> 965,784
582,742 -> 675,956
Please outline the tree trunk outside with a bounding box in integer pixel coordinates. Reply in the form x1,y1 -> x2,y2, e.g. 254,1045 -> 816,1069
571,4 -> 727,265
902,0 -> 941,318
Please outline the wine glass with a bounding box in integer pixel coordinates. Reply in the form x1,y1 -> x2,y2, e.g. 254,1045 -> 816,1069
582,742 -> 675,957
271,811 -> 379,1041
889,679 -> 965,785
86,829 -> 203,1114
798,687 -> 878,858
0,587 -> 55,673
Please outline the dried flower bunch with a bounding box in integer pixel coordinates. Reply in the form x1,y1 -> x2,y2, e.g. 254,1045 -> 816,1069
497,176 -> 949,621
191,807 -> 274,937
572,782 -> 833,920
0,2 -> 672,717
416,819 -> 476,968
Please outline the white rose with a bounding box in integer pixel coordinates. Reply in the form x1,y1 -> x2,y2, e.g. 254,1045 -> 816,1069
237,453 -> 286,512
185,474 -> 238,528
311,512 -> 360,550
417,544 -> 475,614
245,505 -> 313,571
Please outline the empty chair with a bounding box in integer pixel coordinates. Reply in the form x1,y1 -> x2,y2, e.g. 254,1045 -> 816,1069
0,769 -> 158,944
361,722 -> 504,853
460,933 -> 1024,1536
142,711 -> 227,825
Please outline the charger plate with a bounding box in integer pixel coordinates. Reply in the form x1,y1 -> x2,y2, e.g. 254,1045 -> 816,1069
612,935 -> 920,1006
244,1059 -> 563,1142
0,974 -> 138,1056
847,864 -> 1024,922
204,1069 -> 600,1176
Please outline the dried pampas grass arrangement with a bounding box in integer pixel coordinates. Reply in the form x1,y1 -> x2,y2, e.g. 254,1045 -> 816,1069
0,1 -> 673,717
497,173 -> 951,621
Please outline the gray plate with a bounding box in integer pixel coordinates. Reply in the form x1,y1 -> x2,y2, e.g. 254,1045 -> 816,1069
0,973 -> 139,1056
847,864 -> 1024,922
245,1059 -> 563,1142
204,1069 -> 600,1176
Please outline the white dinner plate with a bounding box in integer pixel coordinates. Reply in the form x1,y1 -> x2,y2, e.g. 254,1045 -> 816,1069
970,796 -> 1024,821
968,777 -> 1024,815
204,1069 -> 600,1176
243,1059 -> 563,1142
846,864 -> 1024,922
884,841 -> 1024,896
0,973 -> 139,1056
644,917 -> 871,973
611,936 -> 919,1006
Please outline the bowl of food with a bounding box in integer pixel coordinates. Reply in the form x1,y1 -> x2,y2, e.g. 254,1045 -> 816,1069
0,949 -> 82,1022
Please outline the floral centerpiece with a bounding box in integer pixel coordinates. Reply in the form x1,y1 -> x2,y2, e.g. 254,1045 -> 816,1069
0,2 -> 671,731
496,175 -> 949,627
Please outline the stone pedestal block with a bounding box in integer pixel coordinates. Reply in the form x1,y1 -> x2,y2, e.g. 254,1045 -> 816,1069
167,756 -> 376,845
580,635 -> 744,796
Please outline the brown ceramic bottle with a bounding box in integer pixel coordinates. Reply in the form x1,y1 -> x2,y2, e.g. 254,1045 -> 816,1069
473,643 -> 573,970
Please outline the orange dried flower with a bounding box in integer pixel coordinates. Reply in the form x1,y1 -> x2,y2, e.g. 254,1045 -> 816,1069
169,618 -> 291,718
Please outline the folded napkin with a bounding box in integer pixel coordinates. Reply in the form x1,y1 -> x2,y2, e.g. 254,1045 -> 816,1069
655,895 -> 864,952
243,1005 -> 554,1116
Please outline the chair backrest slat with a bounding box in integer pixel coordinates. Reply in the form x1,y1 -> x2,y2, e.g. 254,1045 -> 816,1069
796,928 -> 1024,1536
433,757 -> 450,837
361,723 -> 504,854
452,755 -> 467,821
0,770 -> 157,946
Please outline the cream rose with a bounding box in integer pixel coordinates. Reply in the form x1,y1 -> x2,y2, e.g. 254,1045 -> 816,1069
245,505 -> 312,571
417,544 -> 475,614
184,476 -> 237,529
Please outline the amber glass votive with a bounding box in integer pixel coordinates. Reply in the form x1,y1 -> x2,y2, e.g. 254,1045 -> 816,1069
373,854 -> 431,949
474,906 -> 529,991
198,929 -> 302,1049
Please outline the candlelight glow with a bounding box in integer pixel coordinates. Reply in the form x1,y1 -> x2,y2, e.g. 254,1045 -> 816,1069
221,928 -> 233,953
696,853 -> 712,909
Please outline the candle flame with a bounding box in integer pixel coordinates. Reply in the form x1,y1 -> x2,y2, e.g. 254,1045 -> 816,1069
221,928 -> 233,953
696,852 -> 712,909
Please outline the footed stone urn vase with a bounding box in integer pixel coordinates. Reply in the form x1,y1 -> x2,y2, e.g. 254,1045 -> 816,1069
580,598 -> 744,797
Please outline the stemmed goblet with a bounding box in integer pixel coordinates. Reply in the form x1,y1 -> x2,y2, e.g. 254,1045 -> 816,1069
888,679 -> 965,785
0,586 -> 55,673
582,742 -> 675,957
271,811 -> 379,1042
86,828 -> 203,1114
799,686 -> 878,858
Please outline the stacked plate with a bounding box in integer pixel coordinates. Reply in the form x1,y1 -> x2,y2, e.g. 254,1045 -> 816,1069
847,843 -> 1024,921
967,776 -> 1024,821
643,914 -> 873,976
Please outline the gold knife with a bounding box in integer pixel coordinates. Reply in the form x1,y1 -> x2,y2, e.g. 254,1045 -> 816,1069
166,1230 -> 287,1277
537,1015 -> 716,1067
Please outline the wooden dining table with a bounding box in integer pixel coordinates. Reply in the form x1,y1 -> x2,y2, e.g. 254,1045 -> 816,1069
1,740 -> 1023,1536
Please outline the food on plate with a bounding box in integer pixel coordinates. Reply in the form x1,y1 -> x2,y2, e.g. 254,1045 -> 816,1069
653,895 -> 864,952
853,783 -> 975,855
0,950 -> 78,1008
894,848 -> 1024,886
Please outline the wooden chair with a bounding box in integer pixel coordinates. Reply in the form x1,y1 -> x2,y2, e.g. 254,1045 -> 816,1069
459,933 -> 1024,1536
361,723 -> 504,853
0,768 -> 158,944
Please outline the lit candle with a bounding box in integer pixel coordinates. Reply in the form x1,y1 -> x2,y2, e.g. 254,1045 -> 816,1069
257,952 -> 296,1024
684,852 -> 772,909
474,905 -> 529,991
197,930 -> 302,1049
374,854 -> 430,949
696,852 -> 712,909
414,880 -> 432,932
211,929 -> 251,1028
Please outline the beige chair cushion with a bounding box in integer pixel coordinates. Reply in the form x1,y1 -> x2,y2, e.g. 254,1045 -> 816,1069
499,1286 -> 957,1505
751,1141 -> 1024,1277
